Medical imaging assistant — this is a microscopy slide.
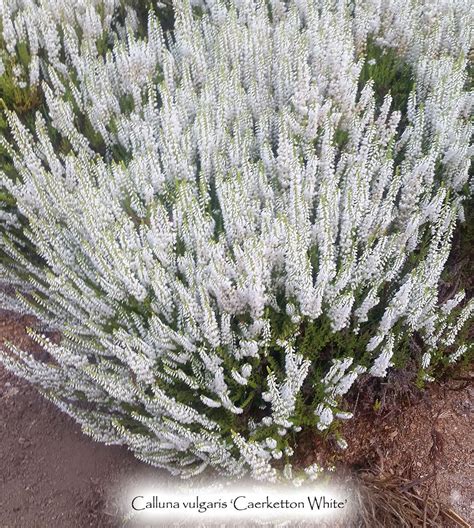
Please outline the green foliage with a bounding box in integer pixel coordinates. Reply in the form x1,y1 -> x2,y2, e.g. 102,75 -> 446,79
359,40 -> 415,117
0,55 -> 42,131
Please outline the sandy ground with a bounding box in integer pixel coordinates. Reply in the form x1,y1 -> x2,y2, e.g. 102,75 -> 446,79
1,309 -> 472,527
0,311 -> 161,528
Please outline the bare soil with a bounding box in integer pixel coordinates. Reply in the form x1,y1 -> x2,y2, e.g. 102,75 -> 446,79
343,377 -> 473,523
297,371 -> 474,525
1,309 -> 472,527
0,311 -> 158,528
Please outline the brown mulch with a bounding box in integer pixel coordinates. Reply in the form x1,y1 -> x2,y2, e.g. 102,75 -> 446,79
343,374 -> 473,524
296,370 -> 473,526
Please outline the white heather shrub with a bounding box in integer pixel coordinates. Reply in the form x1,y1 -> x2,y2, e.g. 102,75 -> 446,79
0,0 -> 473,481
0,0 -> 172,295
0,0 -> 135,86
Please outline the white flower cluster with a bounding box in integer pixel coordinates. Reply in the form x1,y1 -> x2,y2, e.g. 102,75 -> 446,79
263,341 -> 310,431
315,358 -> 362,431
1,0 -> 472,480
0,0 -> 137,86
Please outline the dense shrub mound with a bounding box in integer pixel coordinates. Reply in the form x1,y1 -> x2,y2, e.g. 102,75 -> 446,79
0,0 -> 472,481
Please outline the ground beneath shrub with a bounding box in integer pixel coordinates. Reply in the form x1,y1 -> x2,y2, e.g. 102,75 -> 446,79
1,309 -> 472,527
297,372 -> 473,526
345,379 -> 473,523
0,310 -> 159,528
